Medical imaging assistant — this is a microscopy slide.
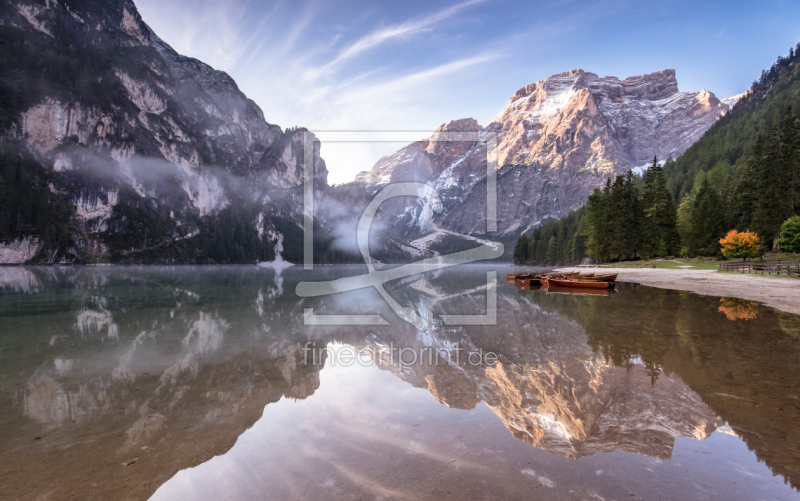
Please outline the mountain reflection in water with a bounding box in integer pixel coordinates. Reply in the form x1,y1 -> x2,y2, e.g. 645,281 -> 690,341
0,265 -> 798,500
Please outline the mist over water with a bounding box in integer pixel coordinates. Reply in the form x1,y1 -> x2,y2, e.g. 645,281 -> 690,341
0,265 -> 799,500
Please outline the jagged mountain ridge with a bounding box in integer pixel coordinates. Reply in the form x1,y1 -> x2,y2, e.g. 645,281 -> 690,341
0,0 -> 327,263
357,69 -> 736,241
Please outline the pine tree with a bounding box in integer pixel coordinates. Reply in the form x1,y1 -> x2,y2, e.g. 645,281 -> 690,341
513,234 -> 526,264
641,156 -> 680,257
585,183 -> 610,261
780,110 -> 799,215
527,234 -> 536,263
546,235 -> 557,263
691,178 -> 726,255
752,121 -> 793,249
730,134 -> 763,231
570,213 -> 587,261
607,172 -> 641,260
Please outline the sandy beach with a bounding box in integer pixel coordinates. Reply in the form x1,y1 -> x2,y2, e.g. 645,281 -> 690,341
556,267 -> 800,315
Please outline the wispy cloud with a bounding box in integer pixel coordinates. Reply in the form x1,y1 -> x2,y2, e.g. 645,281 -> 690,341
336,53 -> 502,108
133,0 -> 780,183
304,0 -> 487,81
134,0 -> 599,182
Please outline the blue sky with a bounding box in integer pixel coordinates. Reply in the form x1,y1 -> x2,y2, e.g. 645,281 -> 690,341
136,0 -> 800,183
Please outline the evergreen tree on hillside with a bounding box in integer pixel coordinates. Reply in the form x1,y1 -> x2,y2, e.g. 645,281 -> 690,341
690,178 -> 726,255
608,172 -> 641,260
752,121 -> 794,249
730,134 -> 763,231
641,156 -> 680,257
585,182 -> 611,260
676,194 -> 694,254
582,173 -> 641,261
666,44 -> 800,201
511,207 -> 588,265
570,214 -> 587,260
515,44 -> 800,262
546,235 -> 557,262
0,142 -> 74,257
527,233 -> 537,262
514,234 -> 528,263
781,110 -> 799,215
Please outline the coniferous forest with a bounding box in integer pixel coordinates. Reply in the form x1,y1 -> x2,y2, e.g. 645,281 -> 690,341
514,44 -> 800,265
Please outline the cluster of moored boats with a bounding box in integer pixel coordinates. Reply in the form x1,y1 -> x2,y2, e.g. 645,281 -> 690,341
506,270 -> 618,295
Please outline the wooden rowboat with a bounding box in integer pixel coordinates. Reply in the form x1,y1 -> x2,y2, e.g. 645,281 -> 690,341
507,273 -> 539,281
547,278 -> 615,289
545,271 -> 580,279
563,273 -> 618,283
545,285 -> 616,296
585,273 -> 617,282
516,278 -> 542,287
560,271 -> 580,276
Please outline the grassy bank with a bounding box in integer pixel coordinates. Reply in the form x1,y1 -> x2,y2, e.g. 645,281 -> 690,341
593,254 -> 800,279
599,259 -> 721,270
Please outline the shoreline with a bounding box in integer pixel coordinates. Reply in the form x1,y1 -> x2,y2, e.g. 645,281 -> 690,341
556,267 -> 800,316
5,263 -> 800,316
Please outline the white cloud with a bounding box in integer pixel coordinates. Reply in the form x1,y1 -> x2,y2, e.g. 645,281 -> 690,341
304,0 -> 488,81
134,0 -> 677,184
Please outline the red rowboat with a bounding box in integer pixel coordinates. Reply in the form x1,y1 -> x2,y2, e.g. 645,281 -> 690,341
545,285 -> 616,296
547,278 -> 615,289
563,273 -> 618,283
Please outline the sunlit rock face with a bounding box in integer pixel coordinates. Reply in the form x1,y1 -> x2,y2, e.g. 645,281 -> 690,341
356,119 -> 482,186
4,0 -> 323,180
363,275 -> 723,460
1,0 -> 327,262
3,267 -> 799,498
0,237 -> 42,264
480,361 -> 721,459
356,69 -> 734,239
1,268 -> 323,500
0,266 -> 44,293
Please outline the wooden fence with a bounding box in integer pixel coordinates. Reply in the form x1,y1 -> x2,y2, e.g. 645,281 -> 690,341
719,262 -> 800,276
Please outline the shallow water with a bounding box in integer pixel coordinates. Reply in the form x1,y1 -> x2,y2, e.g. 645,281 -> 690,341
1,265 -> 799,500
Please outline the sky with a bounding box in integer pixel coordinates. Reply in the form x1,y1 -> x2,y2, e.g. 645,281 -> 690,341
135,0 -> 800,184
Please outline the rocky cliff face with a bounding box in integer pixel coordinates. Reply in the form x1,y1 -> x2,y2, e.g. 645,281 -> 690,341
362,274 -> 723,460
357,69 -> 734,242
0,0 -> 327,263
3,267 -> 799,496
0,267 -> 324,500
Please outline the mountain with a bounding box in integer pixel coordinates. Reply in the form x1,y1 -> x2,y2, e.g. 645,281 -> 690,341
356,69 -> 735,248
4,267 -> 800,496
363,277 -> 723,460
666,45 -> 800,201
0,0 -> 327,263
512,44 -> 800,265
0,267 -> 323,500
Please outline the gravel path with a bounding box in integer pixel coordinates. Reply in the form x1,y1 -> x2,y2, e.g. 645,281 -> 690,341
555,267 -> 800,315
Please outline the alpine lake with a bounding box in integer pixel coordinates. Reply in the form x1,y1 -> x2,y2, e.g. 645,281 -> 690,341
1,264 -> 799,500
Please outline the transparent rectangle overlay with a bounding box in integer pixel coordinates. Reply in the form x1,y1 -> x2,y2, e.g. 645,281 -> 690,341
296,131 -> 501,328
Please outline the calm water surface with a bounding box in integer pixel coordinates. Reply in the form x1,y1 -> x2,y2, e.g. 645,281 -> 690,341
1,265 -> 799,500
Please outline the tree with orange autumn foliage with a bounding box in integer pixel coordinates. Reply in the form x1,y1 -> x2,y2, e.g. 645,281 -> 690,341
718,298 -> 759,321
719,230 -> 761,260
